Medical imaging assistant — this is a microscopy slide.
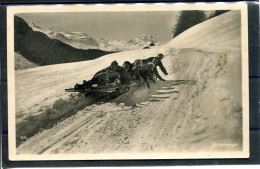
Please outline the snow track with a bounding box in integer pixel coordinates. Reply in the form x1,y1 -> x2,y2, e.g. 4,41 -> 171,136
17,46 -> 243,154
17,79 -> 196,154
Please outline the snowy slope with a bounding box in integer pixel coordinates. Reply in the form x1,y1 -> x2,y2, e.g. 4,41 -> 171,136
163,10 -> 241,49
15,47 -> 162,118
15,52 -> 38,70
16,11 -> 244,156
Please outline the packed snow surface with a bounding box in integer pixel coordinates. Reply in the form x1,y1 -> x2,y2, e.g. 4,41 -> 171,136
16,11 -> 243,155
163,10 -> 241,49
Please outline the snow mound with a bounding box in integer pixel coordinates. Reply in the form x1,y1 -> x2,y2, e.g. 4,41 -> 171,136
163,11 -> 241,49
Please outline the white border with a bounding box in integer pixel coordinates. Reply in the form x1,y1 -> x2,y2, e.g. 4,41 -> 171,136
7,3 -> 249,161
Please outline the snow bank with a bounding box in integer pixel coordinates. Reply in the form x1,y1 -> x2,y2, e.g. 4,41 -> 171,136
162,10 -> 241,50
16,93 -> 95,146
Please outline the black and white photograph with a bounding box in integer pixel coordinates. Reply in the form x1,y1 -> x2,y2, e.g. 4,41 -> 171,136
7,3 -> 249,160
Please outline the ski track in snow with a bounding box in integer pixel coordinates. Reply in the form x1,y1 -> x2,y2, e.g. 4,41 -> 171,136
17,79 -> 195,154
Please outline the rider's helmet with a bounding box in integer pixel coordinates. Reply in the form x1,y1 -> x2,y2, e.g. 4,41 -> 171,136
133,59 -> 143,68
157,53 -> 164,61
123,61 -> 132,71
110,61 -> 119,71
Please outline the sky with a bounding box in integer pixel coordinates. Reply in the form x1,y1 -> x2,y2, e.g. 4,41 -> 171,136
18,11 -> 180,42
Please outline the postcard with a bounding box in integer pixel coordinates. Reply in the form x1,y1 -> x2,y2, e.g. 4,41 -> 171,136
7,3 -> 249,160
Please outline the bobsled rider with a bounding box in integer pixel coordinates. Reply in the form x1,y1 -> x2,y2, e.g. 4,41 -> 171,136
75,61 -> 120,89
94,60 -> 120,85
131,59 -> 144,86
141,62 -> 156,88
142,53 -> 168,81
117,61 -> 133,85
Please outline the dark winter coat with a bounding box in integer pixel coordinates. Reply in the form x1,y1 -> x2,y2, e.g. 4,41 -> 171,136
131,67 -> 143,81
80,64 -> 120,88
91,66 -> 120,84
141,64 -> 154,81
95,65 -> 111,75
140,63 -> 156,88
117,66 -> 133,85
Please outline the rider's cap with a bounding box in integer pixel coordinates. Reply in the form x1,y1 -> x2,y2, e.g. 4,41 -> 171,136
134,59 -> 143,68
157,53 -> 164,59
123,61 -> 131,66
111,60 -> 119,67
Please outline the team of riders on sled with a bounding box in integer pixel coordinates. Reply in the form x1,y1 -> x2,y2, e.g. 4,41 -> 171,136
74,53 -> 168,90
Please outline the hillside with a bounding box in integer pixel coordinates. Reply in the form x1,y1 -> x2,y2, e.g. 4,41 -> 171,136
14,16 -> 114,66
15,11 -> 246,157
15,52 -> 38,70
164,10 -> 240,49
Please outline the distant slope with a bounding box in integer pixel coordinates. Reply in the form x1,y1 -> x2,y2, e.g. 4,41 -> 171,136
165,11 -> 241,49
172,10 -> 229,38
14,16 -> 114,66
15,52 -> 38,70
173,10 -> 206,38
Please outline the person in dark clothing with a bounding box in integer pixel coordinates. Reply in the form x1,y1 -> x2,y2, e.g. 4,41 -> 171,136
142,53 -> 168,81
146,62 -> 156,83
75,61 -> 120,89
140,62 -> 156,88
117,61 -> 133,85
94,60 -> 120,85
131,59 -> 144,86
130,59 -> 155,88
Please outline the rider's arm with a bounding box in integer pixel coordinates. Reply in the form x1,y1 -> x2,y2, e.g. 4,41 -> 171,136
154,67 -> 164,81
158,61 -> 168,75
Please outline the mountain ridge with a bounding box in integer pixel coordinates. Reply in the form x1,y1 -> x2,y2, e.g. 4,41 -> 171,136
28,21 -> 160,52
15,16 -> 114,67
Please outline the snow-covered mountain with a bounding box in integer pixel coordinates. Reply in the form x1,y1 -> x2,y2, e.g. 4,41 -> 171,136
29,22 -> 100,49
15,16 -> 113,67
28,22 -> 160,52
